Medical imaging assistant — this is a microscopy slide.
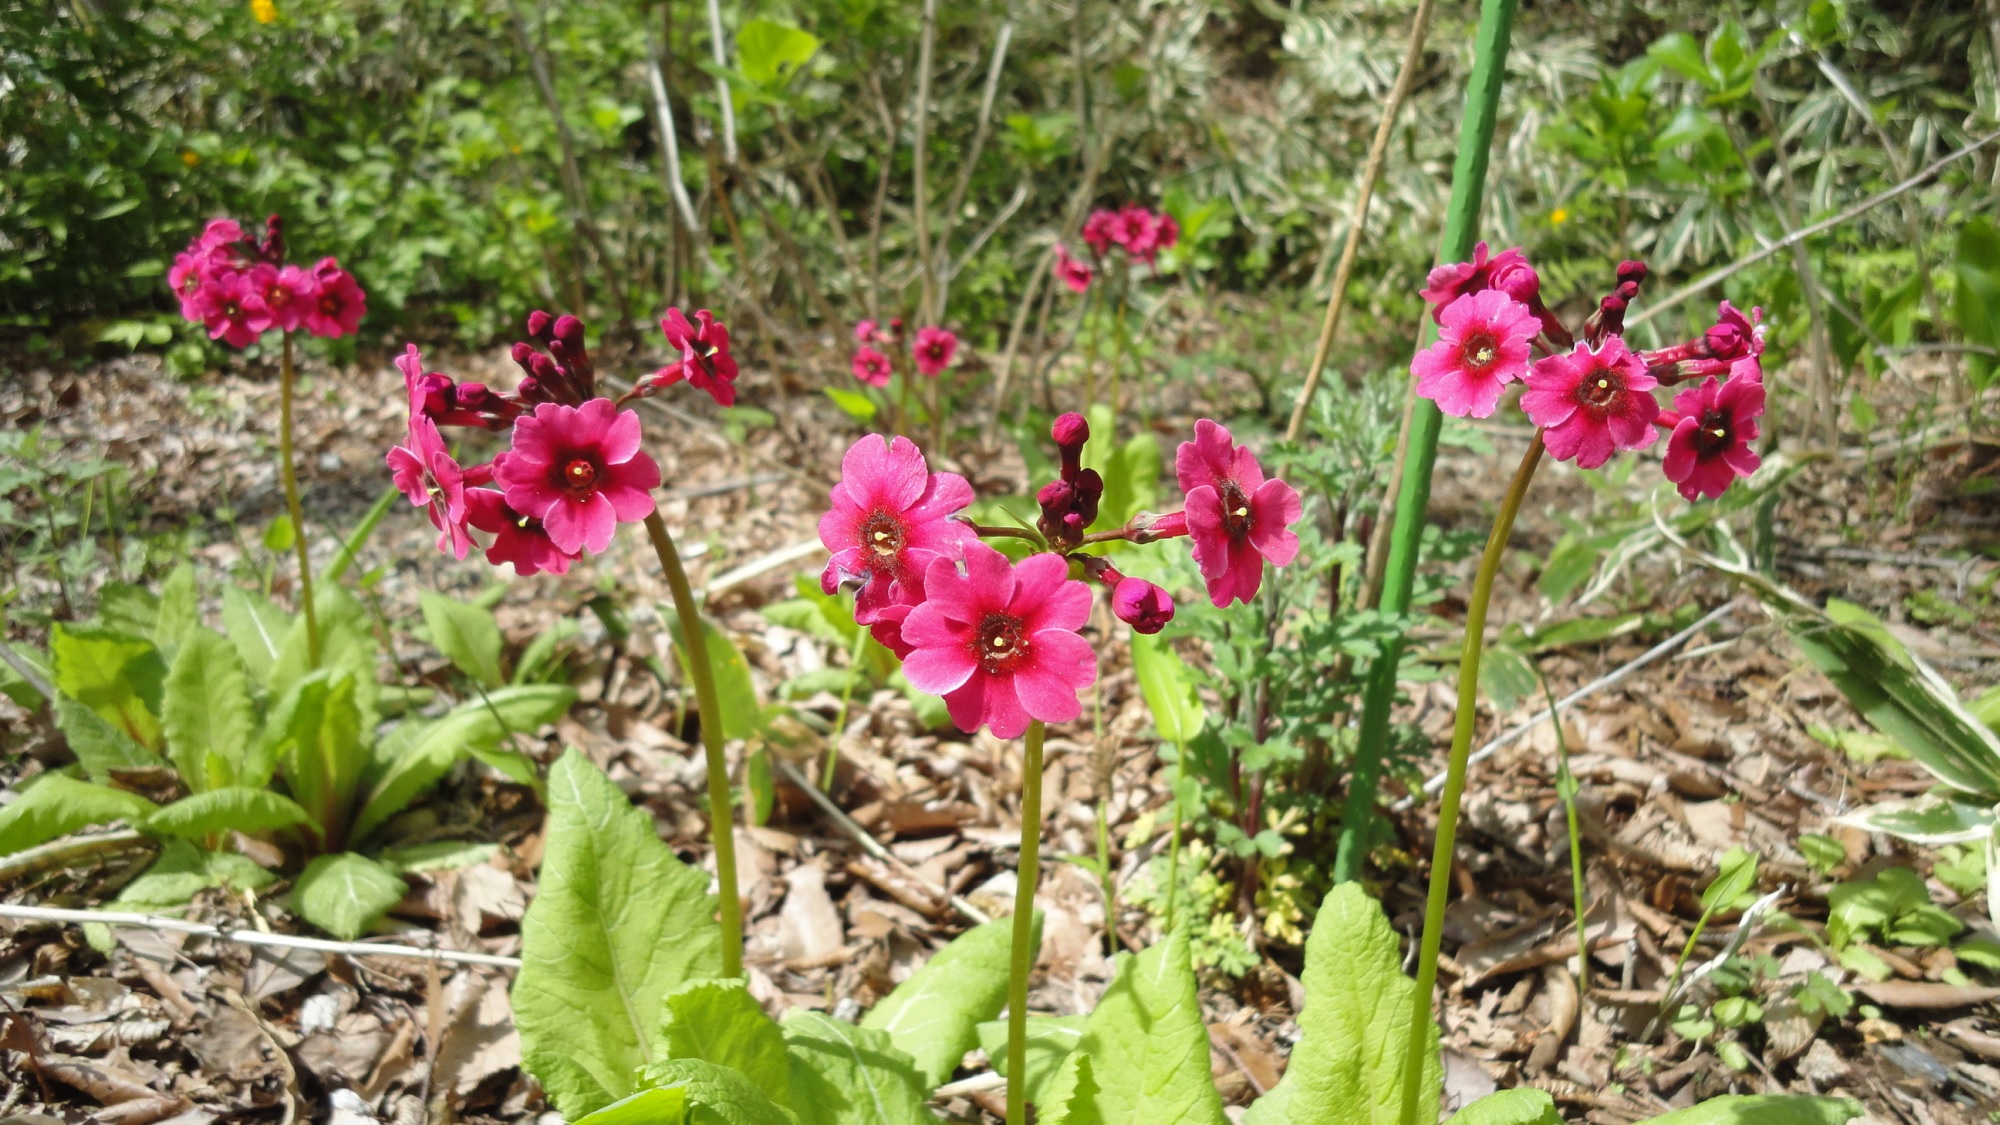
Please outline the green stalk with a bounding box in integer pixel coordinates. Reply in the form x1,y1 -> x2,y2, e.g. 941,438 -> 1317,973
1397,433 -> 1543,1125
644,511 -> 744,977
1163,738 -> 1185,931
1538,661 -> 1590,992
823,626 -> 869,792
1005,719 -> 1047,1125
279,331 -> 320,665
1333,0 -> 1519,885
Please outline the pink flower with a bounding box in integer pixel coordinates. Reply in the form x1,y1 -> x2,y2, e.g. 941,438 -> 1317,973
1410,290 -> 1539,419
244,263 -> 319,334
1662,376 -> 1763,501
900,543 -> 1098,738
1054,245 -> 1093,293
302,258 -> 366,338
1112,578 -> 1174,634
1152,212 -> 1180,253
465,488 -> 577,576
852,346 -> 892,388
1704,301 -> 1763,363
818,434 -> 973,625
196,218 -> 246,252
654,308 -> 739,406
1081,209 -> 1119,256
1520,337 -> 1661,469
494,399 -> 661,555
1420,242 -> 1537,321
1112,206 -> 1154,254
197,270 -> 267,348
854,319 -> 880,344
1175,420 -> 1303,607
912,326 -> 957,377
385,415 -> 473,560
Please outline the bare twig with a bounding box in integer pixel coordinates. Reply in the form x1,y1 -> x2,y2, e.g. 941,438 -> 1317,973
0,830 -> 152,885
0,903 -> 523,969
706,0 -> 737,164
911,0 -> 939,324
771,758 -> 990,924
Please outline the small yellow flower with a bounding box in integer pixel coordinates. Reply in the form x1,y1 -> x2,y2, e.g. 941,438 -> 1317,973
1550,207 -> 1570,226
250,0 -> 277,24
180,150 -> 200,167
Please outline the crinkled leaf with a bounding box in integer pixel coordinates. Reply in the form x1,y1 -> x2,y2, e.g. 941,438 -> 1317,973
975,1014 -> 1085,1104
292,851 -> 407,940
141,787 -> 316,840
513,751 -> 723,1118
277,671 -> 367,851
54,695 -> 161,777
52,622 -> 165,749
221,585 -> 289,685
1636,1095 -> 1864,1125
351,684 -> 574,843
0,774 -> 157,855
655,980 -> 794,1109
1037,925 -> 1225,1125
421,591 -> 507,689
862,914 -> 1031,1089
781,1011 -> 933,1125
1446,1089 -> 1560,1125
162,627 -> 256,793
153,563 -> 198,652
1038,1049 -> 1103,1125
96,583 -> 162,641
1240,883 -> 1440,1125
624,1058 -> 798,1125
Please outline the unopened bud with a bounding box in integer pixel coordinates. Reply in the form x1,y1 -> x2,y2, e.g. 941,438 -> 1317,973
414,373 -> 454,417
1052,412 -> 1089,480
553,314 -> 586,346
525,310 -> 555,343
1112,578 -> 1175,635
1129,509 -> 1190,544
1072,468 -> 1103,528
1616,260 -> 1649,286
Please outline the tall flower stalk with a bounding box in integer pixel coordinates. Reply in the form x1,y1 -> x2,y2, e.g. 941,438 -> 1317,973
278,331 -> 318,662
1004,720 -> 1046,1125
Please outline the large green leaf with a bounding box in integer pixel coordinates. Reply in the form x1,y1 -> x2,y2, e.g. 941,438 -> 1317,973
780,1011 -> 933,1125
350,684 -> 575,843
576,1087 -> 690,1125
668,616 -> 763,742
513,751 -> 724,1118
976,1015 -> 1086,1104
1037,925 -> 1226,1125
0,775 -> 157,855
656,979 -> 795,1109
1038,1048 -> 1104,1125
271,585 -> 380,734
220,585 -> 289,685
53,695 -> 161,777
154,564 -> 198,653
115,838 -> 275,911
1240,883 -> 1440,1125
277,671 -> 368,851
1446,1090 -> 1560,1125
1637,1096 -> 1864,1125
292,851 -> 407,940
1955,218 -> 2000,390
52,623 -> 165,749
736,18 -> 820,90
623,1059 -> 799,1125
141,787 -> 316,840
1130,634 -> 1206,745
860,914 -> 1030,1088
421,591 -> 507,689
161,627 -> 256,793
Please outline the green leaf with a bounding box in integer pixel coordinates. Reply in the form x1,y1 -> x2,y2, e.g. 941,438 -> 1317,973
1037,925 -> 1226,1125
378,840 -> 502,873
114,838 -> 275,911
0,775 -> 158,855
781,1010 -> 933,1125
1094,431 -> 1163,534
513,751 -> 724,1118
292,852 -> 407,940
1038,1049 -> 1103,1125
656,979 -> 794,1107
161,627 -> 256,793
277,671 -> 368,851
96,583 -> 161,641
141,787 -> 316,840
668,616 -> 763,742
575,1087 -> 688,1125
976,1015 -> 1086,1104
53,695 -> 161,777
1956,218 -> 2000,390
221,585 -> 290,685
351,684 -> 575,843
624,1058 -> 798,1125
861,914 -> 1031,1089
1798,833 -> 1846,875
1130,634 -> 1205,745
1700,847 -> 1759,913
824,387 -> 878,422
263,514 -> 295,553
1446,1089 -> 1561,1125
736,18 -> 821,90
1239,883 -> 1439,1125
52,623 -> 165,749
1636,1095 -> 1864,1125
1834,796 -> 1994,845
154,564 -> 198,652
421,591 -> 507,689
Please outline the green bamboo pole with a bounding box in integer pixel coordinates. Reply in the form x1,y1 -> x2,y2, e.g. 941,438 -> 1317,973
1332,0 -> 1519,886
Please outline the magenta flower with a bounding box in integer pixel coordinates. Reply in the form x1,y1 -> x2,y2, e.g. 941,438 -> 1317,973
1054,244 -> 1093,293
1175,420 -> 1303,607
1410,290 -> 1539,419
818,434 -> 973,625
494,399 -> 661,555
852,346 -> 892,388
1520,338 -> 1661,469
1081,209 -> 1119,257
1661,376 -> 1763,501
1112,577 -> 1175,635
1420,241 -> 1535,317
912,326 -> 957,378
854,319 -> 879,344
197,271 -> 267,348
302,258 -> 366,338
196,218 -> 247,252
465,488 -> 577,576
900,543 -> 1098,738
1152,212 -> 1180,254
385,415 -> 473,560
654,307 -> 739,406
1112,205 -> 1154,254
244,263 -> 318,334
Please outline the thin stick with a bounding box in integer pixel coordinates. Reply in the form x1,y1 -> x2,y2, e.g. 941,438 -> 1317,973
771,758 -> 990,925
0,903 -> 522,969
643,511 -> 743,978
0,830 -> 151,885
1282,0 -> 1440,442
1004,720 -> 1046,1125
278,332 -> 318,665
821,628 -> 868,792
705,0 -> 737,165
1536,661 -> 1589,993
911,0 -> 939,324
645,47 -> 703,233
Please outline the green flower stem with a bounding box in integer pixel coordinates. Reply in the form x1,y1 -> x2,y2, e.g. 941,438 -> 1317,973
823,626 -> 869,792
278,330 -> 319,665
1005,719 -> 1047,1125
1334,0 -> 1519,886
644,510 -> 744,978
1397,430 -> 1543,1125
1539,662 -> 1591,992
1164,739 -> 1186,932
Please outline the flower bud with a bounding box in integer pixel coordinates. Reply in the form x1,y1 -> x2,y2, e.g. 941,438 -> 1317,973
1037,478 -> 1075,514
1112,578 -> 1175,634
1053,412 -> 1089,479
510,341 -> 537,370
1616,260 -> 1648,286
1489,257 -> 1541,306
455,383 -> 493,410
414,373 -> 455,417
525,309 -> 555,344
1129,509 -> 1190,543
1071,468 -> 1103,528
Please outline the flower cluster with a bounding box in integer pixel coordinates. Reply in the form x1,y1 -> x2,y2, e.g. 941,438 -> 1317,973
819,415 -> 1299,738
1079,204 -> 1181,269
849,319 -> 959,386
386,308 -> 736,574
169,215 -> 366,348
1411,243 -> 1768,500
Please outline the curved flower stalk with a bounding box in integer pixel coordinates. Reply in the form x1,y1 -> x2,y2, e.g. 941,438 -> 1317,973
817,411 -> 1299,1125
382,307 -> 748,977
169,214 -> 367,664
1393,249 -> 1773,1125
1076,203 -> 1180,413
